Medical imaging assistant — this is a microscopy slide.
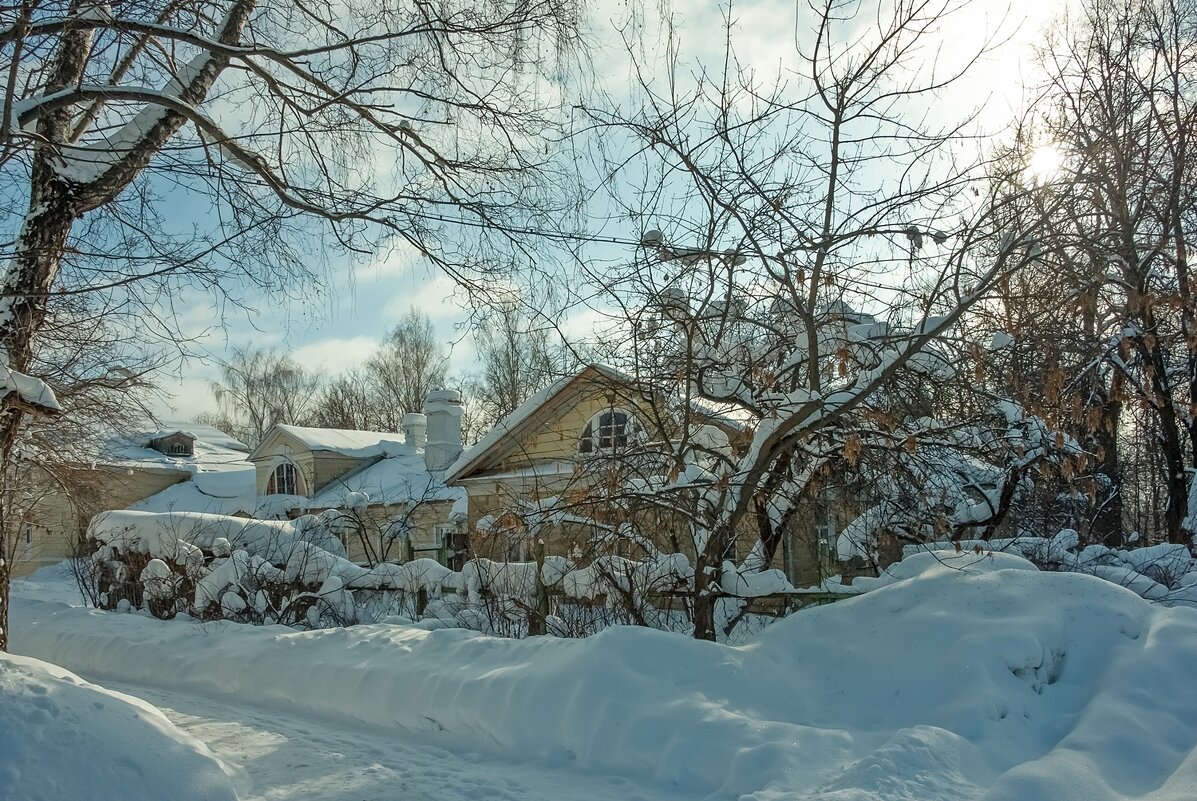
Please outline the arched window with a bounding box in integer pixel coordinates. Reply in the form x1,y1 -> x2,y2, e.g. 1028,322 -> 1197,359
266,462 -> 305,495
579,410 -> 639,454
168,442 -> 187,455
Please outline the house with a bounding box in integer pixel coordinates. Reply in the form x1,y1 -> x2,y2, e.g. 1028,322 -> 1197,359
246,390 -> 467,565
444,364 -> 770,568
14,424 -> 255,576
442,363 -> 946,588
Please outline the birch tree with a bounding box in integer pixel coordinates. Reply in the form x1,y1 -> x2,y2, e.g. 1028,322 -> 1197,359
209,345 -> 319,447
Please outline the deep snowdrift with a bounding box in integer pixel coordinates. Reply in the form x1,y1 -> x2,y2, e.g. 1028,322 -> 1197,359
0,652 -> 237,801
12,552 -> 1197,801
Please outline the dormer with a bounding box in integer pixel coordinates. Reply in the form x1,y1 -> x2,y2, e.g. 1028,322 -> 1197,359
148,431 -> 196,457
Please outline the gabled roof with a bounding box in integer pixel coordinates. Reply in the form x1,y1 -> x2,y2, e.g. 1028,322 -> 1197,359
248,424 -> 406,462
446,363 -> 760,486
444,364 -> 646,483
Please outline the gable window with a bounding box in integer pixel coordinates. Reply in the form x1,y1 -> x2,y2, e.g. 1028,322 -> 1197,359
579,410 -> 639,454
168,442 -> 188,455
266,462 -> 304,495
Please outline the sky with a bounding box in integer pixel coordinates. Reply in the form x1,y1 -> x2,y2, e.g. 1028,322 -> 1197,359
140,0 -> 1070,423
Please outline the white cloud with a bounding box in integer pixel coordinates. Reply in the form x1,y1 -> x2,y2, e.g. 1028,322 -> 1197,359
291,336 -> 381,376
381,269 -> 470,326
150,375 -> 219,423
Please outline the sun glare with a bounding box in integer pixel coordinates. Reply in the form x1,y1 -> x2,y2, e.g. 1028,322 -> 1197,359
1027,144 -> 1062,183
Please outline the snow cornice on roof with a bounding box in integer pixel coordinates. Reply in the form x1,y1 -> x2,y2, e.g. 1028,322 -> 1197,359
248,424 -> 413,462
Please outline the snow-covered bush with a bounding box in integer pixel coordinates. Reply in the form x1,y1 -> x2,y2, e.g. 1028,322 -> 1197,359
85,507 -> 802,639
896,532 -> 1197,608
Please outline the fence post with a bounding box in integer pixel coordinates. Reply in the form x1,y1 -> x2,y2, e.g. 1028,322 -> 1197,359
416,586 -> 428,618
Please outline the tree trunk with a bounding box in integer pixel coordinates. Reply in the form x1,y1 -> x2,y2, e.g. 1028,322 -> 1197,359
691,548 -> 722,642
1160,416 -> 1189,544
0,405 -> 25,653
1088,380 -> 1124,546
0,175 -> 79,653
0,552 -> 9,653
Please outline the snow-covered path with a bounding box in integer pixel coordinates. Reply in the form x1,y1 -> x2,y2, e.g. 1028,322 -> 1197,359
95,678 -> 678,801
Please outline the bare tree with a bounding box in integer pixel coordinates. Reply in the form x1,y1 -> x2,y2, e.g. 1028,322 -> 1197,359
209,346 -> 319,446
366,308 -> 448,430
308,369 -> 378,431
572,0 -> 1059,639
0,294 -> 160,649
0,0 -> 585,649
989,0 -> 1196,543
471,302 -> 569,428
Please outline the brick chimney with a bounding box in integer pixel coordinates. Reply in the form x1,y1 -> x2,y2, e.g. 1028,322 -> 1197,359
423,389 -> 463,471
402,412 -> 427,450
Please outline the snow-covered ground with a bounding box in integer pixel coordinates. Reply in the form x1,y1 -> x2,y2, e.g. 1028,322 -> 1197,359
8,552 -> 1197,801
0,653 -> 236,801
97,680 -> 686,801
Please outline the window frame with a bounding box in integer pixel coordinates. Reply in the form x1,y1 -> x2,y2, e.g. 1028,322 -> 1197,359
266,461 -> 305,496
578,408 -> 640,455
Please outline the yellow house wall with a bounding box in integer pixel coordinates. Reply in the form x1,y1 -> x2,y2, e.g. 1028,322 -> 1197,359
310,453 -> 373,495
499,391 -> 651,469
455,378 -> 759,572
252,430 -> 375,500
253,437 -> 317,497
14,465 -> 188,576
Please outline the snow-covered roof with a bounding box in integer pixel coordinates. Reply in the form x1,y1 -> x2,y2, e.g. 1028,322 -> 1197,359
254,424 -> 407,460
140,424 -> 249,453
99,423 -> 252,478
453,460 -> 576,484
307,450 -> 464,510
102,425 -> 257,515
129,481 -> 257,517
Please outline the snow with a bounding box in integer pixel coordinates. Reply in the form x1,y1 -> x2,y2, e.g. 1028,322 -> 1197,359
97,679 -> 684,801
90,509 -> 347,564
989,331 -> 1016,350
51,51 -> 217,184
0,365 -> 61,415
268,424 -> 409,458
719,560 -> 796,596
900,532 -> 1197,608
306,449 -> 463,509
96,424 -> 257,515
0,652 -> 236,801
103,428 -> 250,474
130,480 -> 257,517
15,556 -> 1197,801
